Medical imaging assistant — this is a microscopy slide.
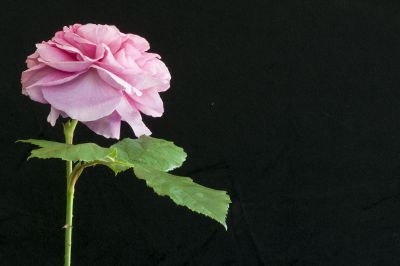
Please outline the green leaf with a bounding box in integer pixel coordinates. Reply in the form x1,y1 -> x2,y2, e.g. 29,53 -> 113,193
133,165 -> 231,229
17,139 -> 65,148
102,159 -> 133,175
111,136 -> 187,172
18,137 -> 231,229
18,139 -> 116,163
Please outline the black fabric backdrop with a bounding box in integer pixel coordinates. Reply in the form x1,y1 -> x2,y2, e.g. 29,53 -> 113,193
2,0 -> 400,265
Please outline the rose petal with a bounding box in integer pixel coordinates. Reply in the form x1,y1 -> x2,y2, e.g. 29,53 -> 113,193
21,64 -> 47,87
135,53 -> 160,67
36,42 -> 93,72
116,96 -> 151,137
122,43 -> 142,60
42,69 -> 123,121
143,59 -> 171,81
63,30 -> 98,59
96,45 -> 125,73
126,34 -> 150,52
77,24 -> 123,53
47,107 -> 60,126
129,88 -> 164,117
83,111 -> 121,139
36,43 -> 75,62
125,73 -> 167,91
38,58 -> 92,72
23,86 -> 47,103
26,51 -> 40,68
22,64 -> 81,103
114,48 -> 142,72
25,71 -> 84,89
51,42 -> 103,62
92,65 -> 142,96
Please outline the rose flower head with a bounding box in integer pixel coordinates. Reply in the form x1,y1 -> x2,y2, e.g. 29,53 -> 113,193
21,23 -> 171,139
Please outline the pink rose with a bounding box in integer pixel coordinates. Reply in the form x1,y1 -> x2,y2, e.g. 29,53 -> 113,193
21,23 -> 171,139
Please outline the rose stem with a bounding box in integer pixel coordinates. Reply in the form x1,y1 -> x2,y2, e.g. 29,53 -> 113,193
63,119 -> 78,266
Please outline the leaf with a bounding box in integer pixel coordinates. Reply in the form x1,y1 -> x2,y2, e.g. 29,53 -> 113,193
18,139 -> 116,162
133,165 -> 231,229
19,138 -> 231,229
102,159 -> 133,175
111,136 -> 187,172
17,139 -> 65,148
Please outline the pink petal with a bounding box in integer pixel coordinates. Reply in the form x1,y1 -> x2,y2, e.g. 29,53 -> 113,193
38,58 -> 92,72
21,64 -> 46,85
126,34 -> 150,52
143,59 -> 171,81
47,107 -> 61,126
116,96 -> 151,137
83,111 -> 121,139
122,43 -> 142,60
36,43 -> 75,62
36,42 -> 93,72
96,45 -> 125,73
63,30 -> 98,59
135,53 -> 160,67
25,71 -> 84,89
51,42 -> 103,62
125,73 -> 167,91
42,69 -> 123,121
21,64 -> 85,104
129,88 -> 164,117
52,31 -> 72,46
23,86 -> 47,103
21,64 -> 80,103
114,48 -> 142,72
93,65 -> 142,96
76,24 -> 123,53
26,51 -> 40,68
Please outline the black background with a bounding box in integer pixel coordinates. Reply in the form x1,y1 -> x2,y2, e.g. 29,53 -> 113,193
2,0 -> 400,265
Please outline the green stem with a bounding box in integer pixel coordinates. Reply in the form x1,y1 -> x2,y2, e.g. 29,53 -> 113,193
64,185 -> 74,266
64,119 -> 78,188
63,119 -> 78,266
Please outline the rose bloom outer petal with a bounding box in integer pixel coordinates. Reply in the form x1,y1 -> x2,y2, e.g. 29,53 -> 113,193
22,64 -> 84,88
24,70 -> 84,89
42,69 -> 123,121
93,65 -> 142,96
47,107 -> 61,126
135,52 -> 160,67
50,42 -> 102,62
83,111 -> 121,139
36,43 -> 93,72
26,51 -> 40,68
21,64 -> 82,103
143,59 -> 171,81
125,72 -> 168,91
129,88 -> 164,117
36,42 -> 75,62
23,86 -> 47,103
21,64 -> 47,87
38,58 -> 93,72
116,95 -> 151,137
126,34 -> 150,52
